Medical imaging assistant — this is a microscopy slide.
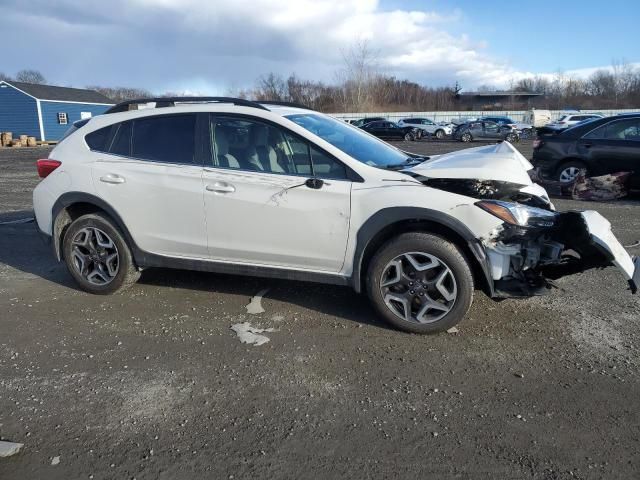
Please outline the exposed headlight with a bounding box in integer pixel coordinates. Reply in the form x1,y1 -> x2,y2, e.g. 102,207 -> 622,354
476,200 -> 557,228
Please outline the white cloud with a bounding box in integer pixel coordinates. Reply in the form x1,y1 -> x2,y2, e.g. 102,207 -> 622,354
1,0 -> 636,93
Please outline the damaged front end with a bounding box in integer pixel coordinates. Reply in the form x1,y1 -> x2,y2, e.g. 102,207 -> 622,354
475,201 -> 639,298
402,142 -> 639,298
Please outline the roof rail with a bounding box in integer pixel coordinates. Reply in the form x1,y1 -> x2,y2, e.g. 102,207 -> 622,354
104,96 -> 270,114
258,100 -> 313,110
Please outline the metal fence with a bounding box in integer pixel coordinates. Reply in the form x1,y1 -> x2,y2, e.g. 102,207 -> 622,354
329,108 -> 639,123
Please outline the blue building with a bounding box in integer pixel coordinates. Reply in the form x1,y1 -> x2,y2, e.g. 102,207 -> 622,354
0,81 -> 113,141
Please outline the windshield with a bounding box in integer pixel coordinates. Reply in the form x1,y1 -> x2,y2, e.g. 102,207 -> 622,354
286,113 -> 409,168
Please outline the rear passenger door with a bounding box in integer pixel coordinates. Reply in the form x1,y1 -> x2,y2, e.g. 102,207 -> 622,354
202,115 -> 352,272
89,113 -> 208,258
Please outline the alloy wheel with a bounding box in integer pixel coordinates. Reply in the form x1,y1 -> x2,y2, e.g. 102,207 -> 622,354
379,252 -> 457,324
559,166 -> 580,182
70,227 -> 120,285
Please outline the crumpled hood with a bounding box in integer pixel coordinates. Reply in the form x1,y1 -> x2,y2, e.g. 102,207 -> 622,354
406,142 -> 534,186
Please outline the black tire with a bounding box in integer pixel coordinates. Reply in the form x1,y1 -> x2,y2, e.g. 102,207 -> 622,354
461,132 -> 472,142
366,232 -> 474,334
62,213 -> 140,295
506,133 -> 518,143
434,129 -> 445,139
556,160 -> 588,183
404,132 -> 414,141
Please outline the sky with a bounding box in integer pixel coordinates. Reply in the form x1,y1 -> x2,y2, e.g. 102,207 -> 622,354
1,0 -> 638,94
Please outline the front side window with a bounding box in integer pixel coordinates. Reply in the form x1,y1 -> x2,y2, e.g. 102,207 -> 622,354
210,116 -> 349,180
131,114 -> 196,164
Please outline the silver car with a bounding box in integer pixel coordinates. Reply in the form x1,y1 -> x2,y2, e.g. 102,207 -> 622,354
397,118 -> 452,139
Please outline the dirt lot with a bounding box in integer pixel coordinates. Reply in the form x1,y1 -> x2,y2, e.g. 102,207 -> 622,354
1,141 -> 639,479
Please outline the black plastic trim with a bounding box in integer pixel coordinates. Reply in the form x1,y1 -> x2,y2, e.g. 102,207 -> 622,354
351,207 -> 495,296
140,252 -> 350,286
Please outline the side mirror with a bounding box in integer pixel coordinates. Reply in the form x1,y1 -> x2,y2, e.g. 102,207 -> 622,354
305,178 -> 324,190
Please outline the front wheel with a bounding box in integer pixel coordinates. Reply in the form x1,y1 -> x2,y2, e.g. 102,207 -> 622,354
404,132 -> 415,141
460,132 -> 472,142
62,213 -> 140,294
434,129 -> 445,139
366,232 -> 474,334
506,133 -> 519,143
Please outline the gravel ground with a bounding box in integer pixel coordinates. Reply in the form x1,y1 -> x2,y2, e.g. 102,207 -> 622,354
1,142 -> 639,479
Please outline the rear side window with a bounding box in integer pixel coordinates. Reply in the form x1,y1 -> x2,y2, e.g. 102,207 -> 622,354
132,114 -> 197,164
85,126 -> 111,151
110,122 -> 132,156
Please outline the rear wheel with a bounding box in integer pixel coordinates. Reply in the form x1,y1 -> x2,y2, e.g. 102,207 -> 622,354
366,232 -> 474,334
62,213 -> 140,294
556,160 -> 587,183
434,129 -> 445,139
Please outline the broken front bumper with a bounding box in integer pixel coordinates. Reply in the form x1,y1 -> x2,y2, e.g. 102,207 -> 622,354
581,210 -> 639,293
486,210 -> 638,298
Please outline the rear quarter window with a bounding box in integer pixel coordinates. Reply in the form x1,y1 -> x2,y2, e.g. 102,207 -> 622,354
85,126 -> 112,151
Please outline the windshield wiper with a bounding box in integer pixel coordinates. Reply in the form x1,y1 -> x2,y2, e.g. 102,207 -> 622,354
384,157 -> 427,170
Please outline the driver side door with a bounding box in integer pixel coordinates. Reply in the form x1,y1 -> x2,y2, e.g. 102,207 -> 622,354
202,115 -> 352,272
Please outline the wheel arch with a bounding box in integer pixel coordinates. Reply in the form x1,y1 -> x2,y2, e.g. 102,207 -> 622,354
352,207 -> 494,297
51,192 -> 139,263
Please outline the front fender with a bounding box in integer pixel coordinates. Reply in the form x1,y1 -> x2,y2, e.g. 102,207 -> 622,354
351,207 -> 494,296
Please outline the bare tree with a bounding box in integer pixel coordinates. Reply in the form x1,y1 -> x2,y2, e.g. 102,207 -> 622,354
15,69 -> 46,84
86,86 -> 152,103
0,72 -> 12,81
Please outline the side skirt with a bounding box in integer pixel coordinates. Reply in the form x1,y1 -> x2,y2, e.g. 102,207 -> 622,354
136,251 -> 352,287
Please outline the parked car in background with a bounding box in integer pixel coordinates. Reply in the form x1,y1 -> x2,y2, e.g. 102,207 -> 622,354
397,118 -> 452,139
480,116 -> 534,139
523,109 -> 553,128
360,120 -> 418,141
351,116 -> 386,127
532,113 -> 640,186
547,113 -> 603,129
453,120 -> 519,143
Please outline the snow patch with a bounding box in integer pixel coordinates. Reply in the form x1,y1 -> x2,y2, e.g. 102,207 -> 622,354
246,288 -> 269,315
231,322 -> 276,346
0,441 -> 23,457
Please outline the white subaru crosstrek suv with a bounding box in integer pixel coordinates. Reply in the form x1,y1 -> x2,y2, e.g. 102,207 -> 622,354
397,118 -> 452,139
33,97 -> 639,334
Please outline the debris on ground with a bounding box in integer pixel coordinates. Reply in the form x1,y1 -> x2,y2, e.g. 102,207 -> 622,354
533,169 -> 632,201
51,456 -> 60,466
231,322 -> 276,346
447,327 -> 459,334
572,171 -> 632,201
0,441 -> 24,458
246,288 -> 269,315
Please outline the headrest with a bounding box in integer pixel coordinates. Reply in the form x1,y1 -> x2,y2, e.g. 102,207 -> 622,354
215,129 -> 229,155
250,124 -> 269,147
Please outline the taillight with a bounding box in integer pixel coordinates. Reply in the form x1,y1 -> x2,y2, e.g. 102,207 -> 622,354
37,159 -> 61,178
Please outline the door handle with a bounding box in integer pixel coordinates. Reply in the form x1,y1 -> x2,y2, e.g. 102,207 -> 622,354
206,182 -> 236,193
583,143 -> 592,148
100,174 -> 125,184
